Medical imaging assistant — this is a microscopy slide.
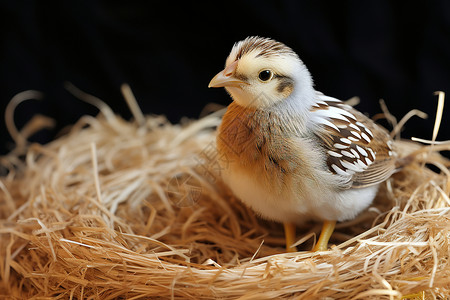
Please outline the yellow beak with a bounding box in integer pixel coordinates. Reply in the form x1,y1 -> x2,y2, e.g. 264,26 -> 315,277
208,60 -> 247,88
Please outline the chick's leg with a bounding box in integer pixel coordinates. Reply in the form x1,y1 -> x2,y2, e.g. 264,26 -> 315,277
283,222 -> 297,252
313,220 -> 336,251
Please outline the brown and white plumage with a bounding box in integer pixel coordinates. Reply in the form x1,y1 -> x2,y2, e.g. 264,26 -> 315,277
310,93 -> 397,188
209,36 -> 397,251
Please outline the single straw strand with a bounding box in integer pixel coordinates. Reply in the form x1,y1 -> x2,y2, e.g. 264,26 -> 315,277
121,83 -> 146,128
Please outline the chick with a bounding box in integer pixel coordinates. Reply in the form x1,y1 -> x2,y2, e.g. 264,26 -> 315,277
209,36 -> 396,251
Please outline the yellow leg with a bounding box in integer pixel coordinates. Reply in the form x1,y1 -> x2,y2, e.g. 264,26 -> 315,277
313,220 -> 336,251
283,222 -> 297,252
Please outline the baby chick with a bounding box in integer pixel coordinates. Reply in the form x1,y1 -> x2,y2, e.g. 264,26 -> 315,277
209,36 -> 396,252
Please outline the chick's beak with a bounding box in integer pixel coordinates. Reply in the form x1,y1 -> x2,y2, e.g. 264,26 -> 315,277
208,60 -> 247,88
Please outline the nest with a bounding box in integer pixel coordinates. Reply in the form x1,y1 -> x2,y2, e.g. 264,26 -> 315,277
0,87 -> 449,299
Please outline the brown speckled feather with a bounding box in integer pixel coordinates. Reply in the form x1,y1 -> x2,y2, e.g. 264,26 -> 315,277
311,95 -> 397,188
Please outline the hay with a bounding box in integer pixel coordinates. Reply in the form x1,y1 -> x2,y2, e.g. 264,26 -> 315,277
0,89 -> 449,299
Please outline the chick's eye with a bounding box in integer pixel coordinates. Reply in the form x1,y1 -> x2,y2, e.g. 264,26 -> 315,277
258,70 -> 273,82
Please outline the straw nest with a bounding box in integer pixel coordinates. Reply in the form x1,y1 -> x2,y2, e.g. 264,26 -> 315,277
0,88 -> 449,299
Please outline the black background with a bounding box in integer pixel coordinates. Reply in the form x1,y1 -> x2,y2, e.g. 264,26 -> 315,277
1,1 -> 449,155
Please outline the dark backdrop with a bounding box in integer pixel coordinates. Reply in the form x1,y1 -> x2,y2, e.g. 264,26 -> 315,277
1,1 -> 449,155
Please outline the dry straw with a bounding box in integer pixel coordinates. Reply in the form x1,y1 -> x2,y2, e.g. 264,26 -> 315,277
0,86 -> 449,299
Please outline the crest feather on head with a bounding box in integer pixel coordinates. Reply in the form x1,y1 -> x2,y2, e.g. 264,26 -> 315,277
231,36 -> 297,61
